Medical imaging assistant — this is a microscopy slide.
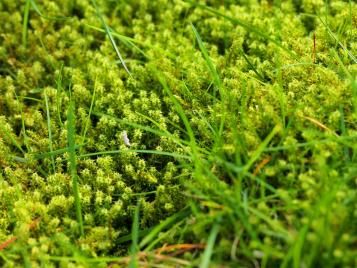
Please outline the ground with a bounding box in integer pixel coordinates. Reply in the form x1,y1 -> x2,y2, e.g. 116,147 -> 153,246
0,0 -> 356,267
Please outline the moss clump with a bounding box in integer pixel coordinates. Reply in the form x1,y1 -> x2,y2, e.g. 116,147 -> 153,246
0,0 -> 356,267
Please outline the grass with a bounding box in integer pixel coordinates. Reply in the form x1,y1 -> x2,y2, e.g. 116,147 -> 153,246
199,222 -> 220,268
1,0 -> 356,267
22,0 -> 31,48
90,0 -> 131,75
44,92 -> 56,173
67,100 -> 84,236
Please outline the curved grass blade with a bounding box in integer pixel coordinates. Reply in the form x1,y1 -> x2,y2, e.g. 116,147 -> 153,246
90,0 -> 131,75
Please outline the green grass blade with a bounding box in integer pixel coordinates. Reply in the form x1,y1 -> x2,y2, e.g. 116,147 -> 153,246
139,207 -> 190,249
67,101 -> 84,236
83,24 -> 148,58
187,1 -> 297,59
55,64 -> 64,127
14,93 -> 31,152
116,228 -> 153,244
30,0 -> 70,20
92,111 -> 193,151
33,144 -> 83,160
90,0 -> 131,75
22,0 -> 31,48
190,24 -> 227,146
0,122 -> 25,155
241,50 -> 266,82
243,125 -> 281,173
199,223 -> 220,268
155,70 -> 198,152
318,16 -> 357,64
129,201 -> 140,268
44,92 -> 56,173
79,149 -> 191,160
80,77 -> 97,145
191,24 -> 222,96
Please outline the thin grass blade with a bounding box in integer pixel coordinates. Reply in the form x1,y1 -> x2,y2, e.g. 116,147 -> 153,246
129,201 -> 140,268
67,101 -> 84,236
44,92 -> 56,173
90,0 -> 131,75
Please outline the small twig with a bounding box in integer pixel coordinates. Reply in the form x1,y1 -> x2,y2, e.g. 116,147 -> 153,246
107,252 -> 191,267
0,237 -> 17,251
312,32 -> 316,64
302,115 -> 339,137
253,156 -> 272,176
156,243 -> 206,255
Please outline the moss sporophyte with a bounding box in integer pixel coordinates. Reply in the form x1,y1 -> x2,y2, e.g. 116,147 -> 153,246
0,0 -> 356,267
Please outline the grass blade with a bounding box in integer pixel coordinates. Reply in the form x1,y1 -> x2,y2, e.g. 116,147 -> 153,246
199,223 -> 220,268
90,0 -> 131,75
79,149 -> 191,160
139,208 -> 190,249
0,122 -> 25,155
30,0 -> 69,20
67,101 -> 84,236
191,24 -> 222,96
84,23 -> 149,58
44,92 -> 56,173
22,0 -> 31,48
187,1 -> 297,59
80,77 -> 97,145
129,201 -> 140,268
190,24 -> 227,147
318,16 -> 357,64
243,124 -> 281,173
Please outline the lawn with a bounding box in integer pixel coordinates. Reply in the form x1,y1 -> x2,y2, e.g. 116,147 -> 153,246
0,0 -> 356,267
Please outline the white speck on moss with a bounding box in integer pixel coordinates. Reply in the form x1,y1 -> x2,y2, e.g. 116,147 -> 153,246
122,131 -> 131,146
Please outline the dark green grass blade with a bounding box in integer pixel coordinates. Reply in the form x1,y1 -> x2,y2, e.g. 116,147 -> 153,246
90,0 -> 131,75
67,101 -> 84,236
44,92 -> 56,173
241,50 -> 266,82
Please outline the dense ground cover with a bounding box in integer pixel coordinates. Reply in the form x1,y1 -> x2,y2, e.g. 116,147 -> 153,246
0,0 -> 356,267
